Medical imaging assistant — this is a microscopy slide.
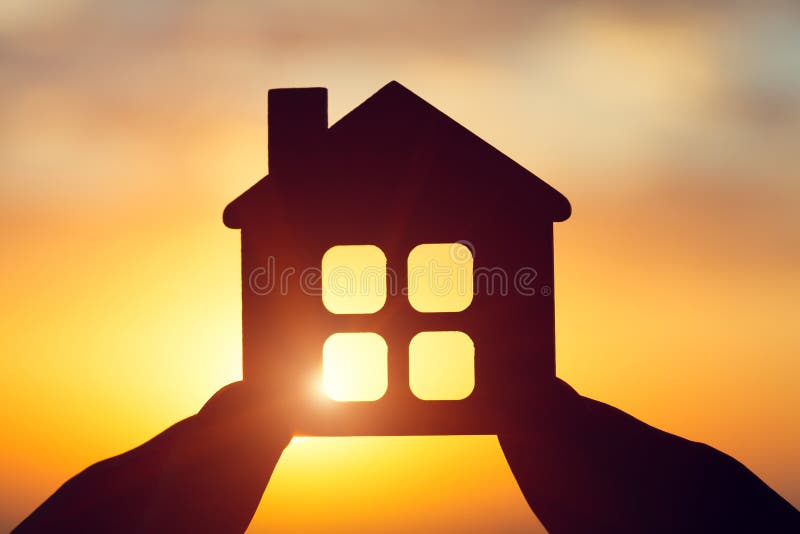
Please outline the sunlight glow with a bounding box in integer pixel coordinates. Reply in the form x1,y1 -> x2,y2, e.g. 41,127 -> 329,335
322,332 -> 388,401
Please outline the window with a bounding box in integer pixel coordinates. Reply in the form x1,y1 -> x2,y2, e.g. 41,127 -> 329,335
322,245 -> 386,314
323,332 -> 388,401
321,243 -> 475,402
409,331 -> 475,400
407,243 -> 473,312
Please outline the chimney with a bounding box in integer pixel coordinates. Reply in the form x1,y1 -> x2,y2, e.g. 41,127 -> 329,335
268,87 -> 328,175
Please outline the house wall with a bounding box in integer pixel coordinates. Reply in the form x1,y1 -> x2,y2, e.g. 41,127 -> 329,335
237,212 -> 557,436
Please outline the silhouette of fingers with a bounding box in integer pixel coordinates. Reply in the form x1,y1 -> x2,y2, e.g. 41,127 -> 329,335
14,381 -> 292,534
500,384 -> 800,533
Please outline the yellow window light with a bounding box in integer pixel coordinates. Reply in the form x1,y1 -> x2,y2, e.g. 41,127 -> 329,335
409,331 -> 475,400
321,245 -> 387,314
407,243 -> 473,313
323,332 -> 388,402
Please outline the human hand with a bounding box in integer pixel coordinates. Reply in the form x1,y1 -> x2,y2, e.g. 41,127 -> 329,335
499,379 -> 799,533
16,378 -> 799,533
13,381 -> 291,534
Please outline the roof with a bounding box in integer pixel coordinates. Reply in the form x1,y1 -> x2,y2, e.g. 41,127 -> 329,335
224,81 -> 570,228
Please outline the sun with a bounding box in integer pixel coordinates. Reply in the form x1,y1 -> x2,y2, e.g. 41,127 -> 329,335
322,332 -> 388,402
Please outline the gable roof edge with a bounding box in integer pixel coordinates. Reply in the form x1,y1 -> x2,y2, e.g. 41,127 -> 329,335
223,174 -> 269,228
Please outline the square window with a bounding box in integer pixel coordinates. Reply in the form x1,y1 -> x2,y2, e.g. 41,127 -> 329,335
323,332 -> 388,401
407,243 -> 473,313
409,331 -> 475,400
322,245 -> 387,314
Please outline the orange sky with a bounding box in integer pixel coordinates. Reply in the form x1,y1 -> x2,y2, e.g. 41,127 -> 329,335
1,1 -> 798,531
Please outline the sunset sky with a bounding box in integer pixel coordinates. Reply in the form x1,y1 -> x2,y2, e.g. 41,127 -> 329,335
1,1 -> 799,531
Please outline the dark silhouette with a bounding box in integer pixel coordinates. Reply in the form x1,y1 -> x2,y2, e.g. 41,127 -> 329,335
13,83 -> 799,532
224,81 -> 567,436
13,379 -> 799,532
499,379 -> 799,533
14,382 -> 292,533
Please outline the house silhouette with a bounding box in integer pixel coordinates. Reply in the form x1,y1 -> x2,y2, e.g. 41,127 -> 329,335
224,81 -> 570,435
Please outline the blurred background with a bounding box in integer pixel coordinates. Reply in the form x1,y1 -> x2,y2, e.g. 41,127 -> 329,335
1,1 -> 798,531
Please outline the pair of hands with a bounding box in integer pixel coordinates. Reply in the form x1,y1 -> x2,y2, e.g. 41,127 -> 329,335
14,379 -> 799,533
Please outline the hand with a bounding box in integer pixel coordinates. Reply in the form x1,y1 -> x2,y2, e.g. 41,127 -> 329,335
499,379 -> 800,533
15,378 -> 799,533
13,381 -> 291,534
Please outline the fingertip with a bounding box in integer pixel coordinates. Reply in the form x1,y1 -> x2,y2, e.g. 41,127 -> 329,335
200,381 -> 247,413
